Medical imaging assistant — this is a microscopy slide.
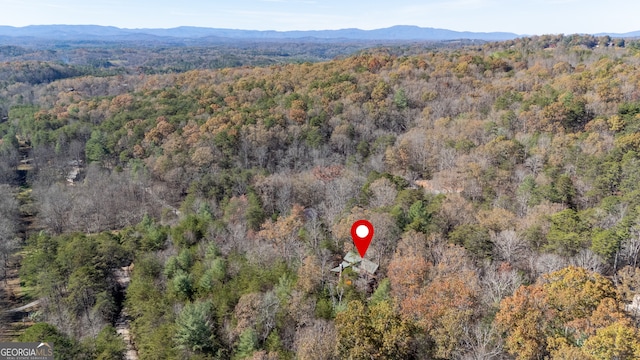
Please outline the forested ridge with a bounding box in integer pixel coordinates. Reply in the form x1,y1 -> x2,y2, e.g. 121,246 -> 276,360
2,34 -> 640,359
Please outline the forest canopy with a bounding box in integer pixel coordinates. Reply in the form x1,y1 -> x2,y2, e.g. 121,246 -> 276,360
1,33 -> 640,359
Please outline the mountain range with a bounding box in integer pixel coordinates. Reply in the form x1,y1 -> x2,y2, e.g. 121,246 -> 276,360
0,25 -> 519,42
1,25 -> 638,48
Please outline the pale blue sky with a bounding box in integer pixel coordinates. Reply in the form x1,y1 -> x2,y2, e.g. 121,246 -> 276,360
2,0 -> 639,35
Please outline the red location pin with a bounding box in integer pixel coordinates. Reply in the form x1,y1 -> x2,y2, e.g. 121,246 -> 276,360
351,219 -> 374,258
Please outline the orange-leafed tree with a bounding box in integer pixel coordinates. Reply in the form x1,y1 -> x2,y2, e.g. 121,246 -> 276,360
334,300 -> 412,360
259,204 -> 305,261
495,284 -> 548,360
582,321 -> 640,360
389,242 -> 479,358
495,266 -> 625,360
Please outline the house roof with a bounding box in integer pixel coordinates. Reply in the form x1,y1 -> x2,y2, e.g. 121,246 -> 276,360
332,251 -> 378,275
330,261 -> 352,273
344,251 -> 362,264
359,258 -> 379,274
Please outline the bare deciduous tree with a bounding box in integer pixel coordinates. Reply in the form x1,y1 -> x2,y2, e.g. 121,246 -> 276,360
570,249 -> 604,274
481,263 -> 522,307
0,186 -> 19,284
304,211 -> 324,254
321,172 -> 364,228
368,177 -> 397,208
294,320 -> 337,360
34,183 -> 73,234
0,234 -> 18,285
530,253 -> 568,278
34,164 -> 154,234
459,322 -> 504,360
621,229 -> 640,268
492,230 -> 529,264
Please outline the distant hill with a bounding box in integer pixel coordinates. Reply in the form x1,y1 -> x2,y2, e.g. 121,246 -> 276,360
0,24 -> 519,42
595,30 -> 640,38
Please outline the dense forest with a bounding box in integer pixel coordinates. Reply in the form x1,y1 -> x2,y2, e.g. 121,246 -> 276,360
2,33 -> 640,359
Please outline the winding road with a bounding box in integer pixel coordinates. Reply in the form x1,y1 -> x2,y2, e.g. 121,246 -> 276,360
5,299 -> 40,313
114,266 -> 138,360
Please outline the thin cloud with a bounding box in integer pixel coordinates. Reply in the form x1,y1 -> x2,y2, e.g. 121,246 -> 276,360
259,0 -> 318,3
44,3 -> 70,8
400,0 -> 494,14
228,9 -> 351,30
539,0 -> 579,3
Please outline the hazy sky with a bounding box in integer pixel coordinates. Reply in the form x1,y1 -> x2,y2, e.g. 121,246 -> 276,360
2,0 -> 639,35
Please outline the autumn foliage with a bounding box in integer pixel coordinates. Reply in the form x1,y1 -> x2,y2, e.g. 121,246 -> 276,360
3,34 -> 640,359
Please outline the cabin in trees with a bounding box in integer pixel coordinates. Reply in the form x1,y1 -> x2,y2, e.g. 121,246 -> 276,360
66,160 -> 83,185
331,251 -> 379,291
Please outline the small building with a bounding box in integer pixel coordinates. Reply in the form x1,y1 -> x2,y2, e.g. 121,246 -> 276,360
331,251 -> 379,294
330,251 -> 379,276
66,160 -> 84,185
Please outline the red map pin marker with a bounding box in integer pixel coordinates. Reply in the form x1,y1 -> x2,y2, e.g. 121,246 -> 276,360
351,219 -> 374,258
